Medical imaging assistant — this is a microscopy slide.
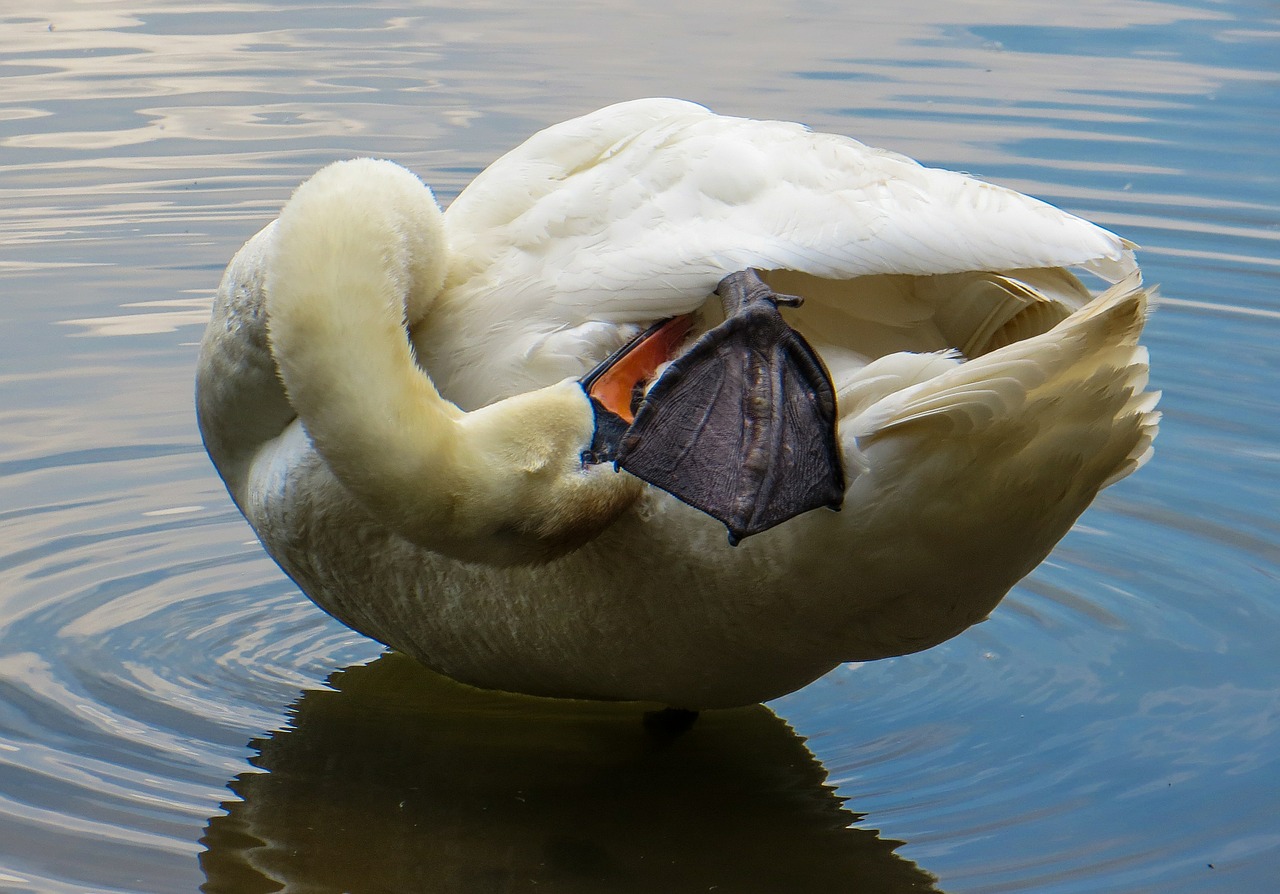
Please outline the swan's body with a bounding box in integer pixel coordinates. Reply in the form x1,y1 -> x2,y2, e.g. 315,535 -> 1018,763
197,99 -> 1158,709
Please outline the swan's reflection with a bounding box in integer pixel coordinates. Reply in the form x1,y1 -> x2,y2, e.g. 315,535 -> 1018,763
200,653 -> 939,892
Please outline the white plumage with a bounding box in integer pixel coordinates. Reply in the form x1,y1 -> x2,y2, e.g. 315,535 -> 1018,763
197,99 -> 1157,708
423,99 -> 1135,409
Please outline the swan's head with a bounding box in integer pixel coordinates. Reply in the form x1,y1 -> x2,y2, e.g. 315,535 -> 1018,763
265,159 -> 644,567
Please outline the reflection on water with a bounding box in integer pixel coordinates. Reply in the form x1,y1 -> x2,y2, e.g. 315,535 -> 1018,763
2,0 -> 1279,891
200,655 -> 937,893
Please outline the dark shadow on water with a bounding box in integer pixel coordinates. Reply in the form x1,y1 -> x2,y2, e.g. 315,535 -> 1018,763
200,653 -> 940,893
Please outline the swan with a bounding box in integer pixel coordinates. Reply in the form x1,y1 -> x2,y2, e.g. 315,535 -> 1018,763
197,98 -> 1158,709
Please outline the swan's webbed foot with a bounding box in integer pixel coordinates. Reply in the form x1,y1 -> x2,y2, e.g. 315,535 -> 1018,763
584,269 -> 844,545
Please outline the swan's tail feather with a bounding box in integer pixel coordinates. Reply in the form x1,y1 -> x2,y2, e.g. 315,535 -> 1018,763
1099,343 -> 1161,488
852,273 -> 1159,497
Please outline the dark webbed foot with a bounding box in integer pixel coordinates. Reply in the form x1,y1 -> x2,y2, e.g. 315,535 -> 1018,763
616,270 -> 844,544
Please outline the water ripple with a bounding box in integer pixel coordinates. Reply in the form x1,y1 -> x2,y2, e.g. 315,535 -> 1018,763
0,444 -> 378,891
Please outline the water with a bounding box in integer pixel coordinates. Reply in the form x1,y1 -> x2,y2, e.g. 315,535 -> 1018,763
1,1 -> 1277,891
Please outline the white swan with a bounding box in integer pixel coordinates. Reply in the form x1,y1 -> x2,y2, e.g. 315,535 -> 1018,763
197,98 -> 1158,709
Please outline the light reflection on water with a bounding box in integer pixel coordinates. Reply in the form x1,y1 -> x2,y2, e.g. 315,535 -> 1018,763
1,1 -> 1278,891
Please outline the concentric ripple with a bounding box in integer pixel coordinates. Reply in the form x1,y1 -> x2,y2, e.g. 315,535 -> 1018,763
0,438 -> 380,893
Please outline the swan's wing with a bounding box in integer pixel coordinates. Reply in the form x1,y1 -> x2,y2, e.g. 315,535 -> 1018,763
443,98 -> 1136,329
426,98 -> 1139,410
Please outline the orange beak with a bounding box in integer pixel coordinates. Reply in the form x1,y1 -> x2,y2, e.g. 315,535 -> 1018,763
583,315 -> 695,423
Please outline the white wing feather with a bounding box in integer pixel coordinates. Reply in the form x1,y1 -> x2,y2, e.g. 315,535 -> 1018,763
446,99 -> 1134,310
424,98 -> 1137,407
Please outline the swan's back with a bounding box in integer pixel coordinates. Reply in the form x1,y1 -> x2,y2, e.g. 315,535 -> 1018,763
420,99 -> 1135,410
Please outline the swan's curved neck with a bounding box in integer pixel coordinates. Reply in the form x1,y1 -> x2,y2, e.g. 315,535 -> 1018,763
264,159 -> 638,565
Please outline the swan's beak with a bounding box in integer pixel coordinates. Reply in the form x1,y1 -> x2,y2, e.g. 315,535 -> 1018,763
582,270 -> 845,546
582,315 -> 695,427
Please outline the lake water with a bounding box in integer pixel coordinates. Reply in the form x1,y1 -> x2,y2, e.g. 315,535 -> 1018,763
1,1 -> 1277,891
